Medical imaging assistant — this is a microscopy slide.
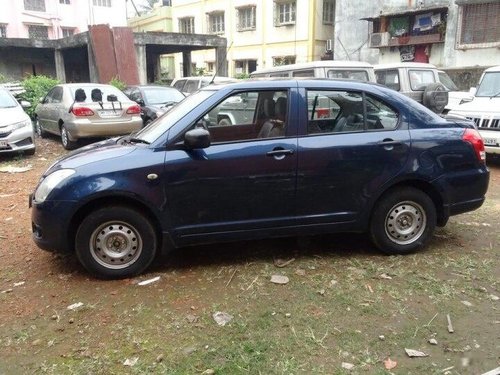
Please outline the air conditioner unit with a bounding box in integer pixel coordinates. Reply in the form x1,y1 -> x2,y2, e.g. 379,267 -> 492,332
369,32 -> 390,48
325,39 -> 332,52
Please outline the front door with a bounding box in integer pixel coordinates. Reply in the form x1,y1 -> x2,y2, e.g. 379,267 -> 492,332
164,88 -> 298,243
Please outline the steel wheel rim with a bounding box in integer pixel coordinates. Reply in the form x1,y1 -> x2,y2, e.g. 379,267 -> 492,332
89,221 -> 143,269
385,200 -> 426,245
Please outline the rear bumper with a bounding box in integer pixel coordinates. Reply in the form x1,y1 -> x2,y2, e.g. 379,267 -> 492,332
64,117 -> 143,139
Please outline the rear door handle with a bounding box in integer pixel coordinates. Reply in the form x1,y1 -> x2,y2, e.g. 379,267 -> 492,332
377,139 -> 402,150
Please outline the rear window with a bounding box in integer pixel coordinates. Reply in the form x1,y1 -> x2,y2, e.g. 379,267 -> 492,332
327,69 -> 370,81
70,86 -> 129,103
409,70 -> 436,91
173,80 -> 186,90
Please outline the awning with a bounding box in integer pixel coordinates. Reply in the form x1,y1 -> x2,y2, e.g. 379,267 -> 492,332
361,6 -> 448,22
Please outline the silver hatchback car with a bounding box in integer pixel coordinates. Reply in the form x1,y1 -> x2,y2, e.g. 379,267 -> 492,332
34,83 -> 143,149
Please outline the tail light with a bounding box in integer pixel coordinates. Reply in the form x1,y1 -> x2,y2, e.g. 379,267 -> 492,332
126,105 -> 141,115
463,128 -> 485,163
72,107 -> 94,116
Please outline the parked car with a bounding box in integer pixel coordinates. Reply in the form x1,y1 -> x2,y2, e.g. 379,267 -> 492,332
374,63 -> 449,113
448,65 -> 500,155
437,70 -> 473,112
250,60 -> 376,82
34,83 -> 143,150
123,85 -> 185,126
171,76 -> 237,95
30,79 -> 489,278
0,88 -> 35,155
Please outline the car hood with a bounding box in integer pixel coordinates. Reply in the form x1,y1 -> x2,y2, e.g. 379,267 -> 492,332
0,106 -> 30,127
449,97 -> 500,115
45,138 -> 138,174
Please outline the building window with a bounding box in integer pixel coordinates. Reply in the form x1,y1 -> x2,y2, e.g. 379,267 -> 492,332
28,25 -> 49,39
59,0 -> 70,4
24,0 -> 46,12
274,1 -> 296,26
0,25 -> 6,38
458,2 -> 499,48
93,0 -> 111,7
208,12 -> 225,34
323,0 -> 334,24
61,28 -> 74,37
162,0 -> 171,5
272,55 -> 295,66
237,6 -> 256,31
207,62 -> 215,72
235,60 -> 257,75
179,17 -> 195,34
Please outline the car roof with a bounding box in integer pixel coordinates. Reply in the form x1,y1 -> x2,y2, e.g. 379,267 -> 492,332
252,60 -> 374,75
130,85 -> 180,90
59,83 -> 117,89
484,65 -> 500,73
375,62 -> 438,70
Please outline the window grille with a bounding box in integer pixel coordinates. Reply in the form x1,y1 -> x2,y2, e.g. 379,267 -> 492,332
28,25 -> 49,39
323,0 -> 335,24
24,0 -> 46,12
274,1 -> 296,26
458,2 -> 499,48
236,6 -> 256,31
208,12 -> 225,34
179,17 -> 195,34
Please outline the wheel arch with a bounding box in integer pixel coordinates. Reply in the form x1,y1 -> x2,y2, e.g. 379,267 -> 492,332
368,179 -> 446,228
67,195 -> 164,254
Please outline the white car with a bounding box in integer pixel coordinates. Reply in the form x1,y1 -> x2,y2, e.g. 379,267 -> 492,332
448,65 -> 500,155
0,88 -> 35,155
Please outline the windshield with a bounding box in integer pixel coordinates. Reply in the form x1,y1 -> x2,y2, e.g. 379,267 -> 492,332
476,72 -> 500,97
133,90 -> 216,143
438,72 -> 459,91
0,90 -> 18,108
143,87 -> 185,105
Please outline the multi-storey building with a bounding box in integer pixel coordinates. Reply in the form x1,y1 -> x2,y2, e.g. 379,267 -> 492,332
0,0 -> 127,40
170,0 -> 335,77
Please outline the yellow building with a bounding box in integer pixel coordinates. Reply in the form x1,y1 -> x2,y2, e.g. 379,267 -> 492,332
172,0 -> 335,78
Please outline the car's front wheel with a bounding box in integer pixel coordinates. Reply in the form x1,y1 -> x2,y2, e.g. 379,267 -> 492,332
34,117 -> 46,138
60,124 -> 77,150
370,187 -> 436,255
75,206 -> 158,279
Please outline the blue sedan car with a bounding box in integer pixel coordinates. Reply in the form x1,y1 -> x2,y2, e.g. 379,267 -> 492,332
30,79 -> 489,278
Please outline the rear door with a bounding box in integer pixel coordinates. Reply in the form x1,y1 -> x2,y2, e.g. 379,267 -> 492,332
296,84 -> 411,225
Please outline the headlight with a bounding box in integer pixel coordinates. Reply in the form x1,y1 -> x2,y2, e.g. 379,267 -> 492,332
34,169 -> 75,203
4,119 -> 32,133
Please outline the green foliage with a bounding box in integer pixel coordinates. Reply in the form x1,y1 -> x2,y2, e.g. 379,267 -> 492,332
20,75 -> 59,118
193,67 -> 207,77
0,73 -> 9,84
235,73 -> 250,79
109,76 -> 127,91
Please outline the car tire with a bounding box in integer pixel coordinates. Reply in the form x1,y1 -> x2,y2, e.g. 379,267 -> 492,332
423,82 -> 448,114
60,124 -> 77,150
218,117 -> 232,126
34,118 -> 46,138
75,206 -> 158,279
370,187 -> 436,255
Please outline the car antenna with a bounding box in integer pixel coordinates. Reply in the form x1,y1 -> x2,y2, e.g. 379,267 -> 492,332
209,41 -> 233,85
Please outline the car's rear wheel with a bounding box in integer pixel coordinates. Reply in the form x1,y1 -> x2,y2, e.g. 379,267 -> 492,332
34,118 -> 46,138
75,206 -> 157,279
370,187 -> 436,255
60,124 -> 77,150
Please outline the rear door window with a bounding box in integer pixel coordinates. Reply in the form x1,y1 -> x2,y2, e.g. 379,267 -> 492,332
173,80 -> 186,91
184,80 -> 199,94
409,70 -> 436,91
292,69 -> 314,77
327,69 -> 369,81
375,69 -> 400,91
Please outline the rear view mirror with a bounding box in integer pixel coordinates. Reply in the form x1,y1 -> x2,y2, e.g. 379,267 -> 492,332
184,128 -> 210,149
469,87 -> 477,95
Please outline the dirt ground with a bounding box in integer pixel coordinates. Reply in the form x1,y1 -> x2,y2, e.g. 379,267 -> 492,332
0,136 -> 499,374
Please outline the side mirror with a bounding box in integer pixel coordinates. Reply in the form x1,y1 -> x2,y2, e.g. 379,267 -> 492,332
39,97 -> 44,104
184,128 -> 211,149
20,100 -> 31,108
136,99 -> 145,106
469,87 -> 477,96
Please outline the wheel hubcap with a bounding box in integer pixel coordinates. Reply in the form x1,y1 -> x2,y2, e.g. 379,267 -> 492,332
89,221 -> 142,269
385,201 -> 426,245
61,128 -> 68,146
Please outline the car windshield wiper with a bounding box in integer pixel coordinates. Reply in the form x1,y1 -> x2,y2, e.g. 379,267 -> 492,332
490,90 -> 500,99
128,137 -> 150,145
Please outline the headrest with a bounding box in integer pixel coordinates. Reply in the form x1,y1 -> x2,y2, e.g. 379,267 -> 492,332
263,98 -> 275,117
74,88 -> 86,102
275,97 -> 287,118
91,88 -> 102,102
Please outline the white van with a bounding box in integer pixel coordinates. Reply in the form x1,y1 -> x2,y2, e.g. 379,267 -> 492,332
448,65 -> 500,155
250,61 -> 376,82
171,76 -> 237,96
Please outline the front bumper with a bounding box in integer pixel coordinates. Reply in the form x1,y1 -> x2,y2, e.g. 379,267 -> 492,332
30,197 -> 78,253
0,124 -> 35,153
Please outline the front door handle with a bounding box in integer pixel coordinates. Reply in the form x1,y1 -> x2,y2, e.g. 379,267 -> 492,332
266,148 -> 294,160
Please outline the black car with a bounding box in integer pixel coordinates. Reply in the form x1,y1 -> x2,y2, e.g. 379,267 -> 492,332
123,85 -> 185,126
